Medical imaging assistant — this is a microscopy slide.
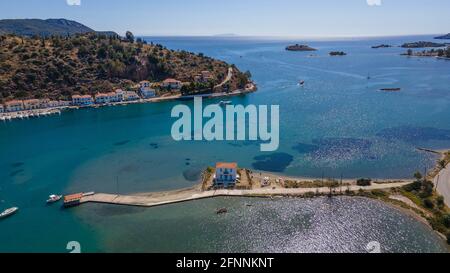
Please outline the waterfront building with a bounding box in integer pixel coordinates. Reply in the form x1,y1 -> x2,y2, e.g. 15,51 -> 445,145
72,95 -> 94,106
214,162 -> 238,188
140,81 -> 157,98
39,99 -> 50,108
58,101 -> 71,107
23,99 -> 41,110
4,100 -> 24,112
0,104 -> 4,113
47,100 -> 60,108
95,93 -> 110,104
117,89 -> 140,101
161,78 -> 183,90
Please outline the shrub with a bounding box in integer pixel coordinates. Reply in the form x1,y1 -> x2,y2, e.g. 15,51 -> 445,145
423,199 -> 435,209
443,214 -> 450,229
357,178 -> 372,187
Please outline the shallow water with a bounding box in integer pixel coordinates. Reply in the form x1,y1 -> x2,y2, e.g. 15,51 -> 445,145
76,197 -> 448,253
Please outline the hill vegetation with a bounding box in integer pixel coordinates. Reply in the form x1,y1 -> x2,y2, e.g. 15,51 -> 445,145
0,32 -> 250,102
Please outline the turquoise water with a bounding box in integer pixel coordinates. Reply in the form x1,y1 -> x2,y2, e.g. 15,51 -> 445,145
0,36 -> 449,252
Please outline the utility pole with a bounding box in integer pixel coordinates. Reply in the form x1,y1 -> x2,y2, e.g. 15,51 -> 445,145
116,176 -> 119,195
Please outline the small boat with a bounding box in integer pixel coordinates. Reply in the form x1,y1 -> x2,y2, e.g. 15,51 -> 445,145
216,208 -> 228,215
299,80 -> 305,86
380,88 -> 401,92
46,195 -> 62,204
219,101 -> 232,106
0,207 -> 19,219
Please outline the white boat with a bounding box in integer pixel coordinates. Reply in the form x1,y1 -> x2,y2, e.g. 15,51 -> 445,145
46,195 -> 62,204
0,207 -> 19,219
219,100 -> 232,106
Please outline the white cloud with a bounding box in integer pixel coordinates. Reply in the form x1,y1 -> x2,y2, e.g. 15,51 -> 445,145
66,0 -> 81,6
367,0 -> 382,6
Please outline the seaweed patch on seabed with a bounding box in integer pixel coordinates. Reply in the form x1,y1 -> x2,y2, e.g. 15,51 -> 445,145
10,169 -> 24,177
11,162 -> 25,168
114,140 -> 130,146
252,153 -> 294,172
183,168 -> 202,181
376,126 -> 450,143
150,143 -> 159,149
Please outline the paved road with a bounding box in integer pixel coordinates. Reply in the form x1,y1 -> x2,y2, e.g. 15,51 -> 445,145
434,165 -> 450,207
81,182 -> 411,208
214,67 -> 233,89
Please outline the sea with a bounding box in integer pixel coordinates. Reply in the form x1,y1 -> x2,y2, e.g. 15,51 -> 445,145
0,35 -> 449,253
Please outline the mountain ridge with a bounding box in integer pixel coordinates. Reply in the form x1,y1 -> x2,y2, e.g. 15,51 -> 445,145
0,18 -> 118,37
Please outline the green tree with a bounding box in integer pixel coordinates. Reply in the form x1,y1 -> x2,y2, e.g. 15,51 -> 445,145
125,31 -> 135,43
414,171 -> 423,181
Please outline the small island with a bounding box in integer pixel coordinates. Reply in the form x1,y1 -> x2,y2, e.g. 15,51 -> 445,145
372,44 -> 392,49
401,41 -> 446,48
329,51 -> 347,56
435,33 -> 450,40
286,44 -> 317,51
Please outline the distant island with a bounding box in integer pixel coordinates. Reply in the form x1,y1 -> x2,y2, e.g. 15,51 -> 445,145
329,51 -> 347,56
286,44 -> 317,51
435,33 -> 450,40
0,18 -> 118,37
372,44 -> 392,49
401,41 -> 446,48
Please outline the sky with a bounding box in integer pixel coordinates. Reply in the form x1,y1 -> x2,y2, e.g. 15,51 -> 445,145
0,0 -> 449,37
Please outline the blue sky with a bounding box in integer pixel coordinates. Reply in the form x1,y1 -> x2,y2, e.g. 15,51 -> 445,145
0,0 -> 449,37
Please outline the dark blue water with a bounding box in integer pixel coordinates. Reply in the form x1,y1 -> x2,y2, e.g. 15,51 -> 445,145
0,36 -> 449,252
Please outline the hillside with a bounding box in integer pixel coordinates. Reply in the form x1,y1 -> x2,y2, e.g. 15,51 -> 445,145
0,18 -> 118,37
435,33 -> 450,40
0,33 -> 251,102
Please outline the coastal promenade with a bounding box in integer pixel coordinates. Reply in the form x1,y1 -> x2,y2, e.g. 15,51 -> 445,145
80,181 -> 411,208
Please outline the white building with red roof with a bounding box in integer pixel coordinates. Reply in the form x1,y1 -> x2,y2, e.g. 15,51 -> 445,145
214,162 -> 238,188
4,100 -> 24,112
161,78 -> 182,90
72,95 -> 94,106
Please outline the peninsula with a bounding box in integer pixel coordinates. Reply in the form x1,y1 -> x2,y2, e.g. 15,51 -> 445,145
65,155 -> 450,246
286,44 -> 317,51
401,41 -> 446,48
435,33 -> 450,40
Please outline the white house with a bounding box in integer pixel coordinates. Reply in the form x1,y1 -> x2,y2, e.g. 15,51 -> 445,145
214,162 -> 238,188
161,78 -> 183,90
4,100 -> 24,112
72,95 -> 94,106
139,81 -> 157,98
23,99 -> 41,110
58,101 -> 71,107
117,90 -> 140,101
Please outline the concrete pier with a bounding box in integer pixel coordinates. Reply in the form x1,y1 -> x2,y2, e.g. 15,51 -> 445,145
79,182 -> 411,208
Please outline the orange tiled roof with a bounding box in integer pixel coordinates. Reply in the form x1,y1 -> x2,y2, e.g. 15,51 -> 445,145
216,162 -> 238,169
64,193 -> 83,202
4,100 -> 23,105
163,78 -> 181,83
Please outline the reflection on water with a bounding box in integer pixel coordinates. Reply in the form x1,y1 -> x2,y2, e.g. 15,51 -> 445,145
77,197 -> 448,253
